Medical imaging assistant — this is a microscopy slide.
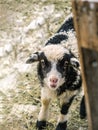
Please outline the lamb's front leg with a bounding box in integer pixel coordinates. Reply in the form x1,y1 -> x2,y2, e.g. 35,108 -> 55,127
36,98 -> 50,130
56,95 -> 75,130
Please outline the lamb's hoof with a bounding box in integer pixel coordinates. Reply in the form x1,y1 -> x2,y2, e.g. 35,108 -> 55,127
36,120 -> 46,130
56,121 -> 67,130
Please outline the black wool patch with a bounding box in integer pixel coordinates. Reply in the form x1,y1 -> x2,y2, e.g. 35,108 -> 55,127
57,17 -> 75,33
57,83 -> 67,96
45,34 -> 68,45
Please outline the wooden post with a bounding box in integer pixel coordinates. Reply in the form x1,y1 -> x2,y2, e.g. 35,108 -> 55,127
72,0 -> 98,130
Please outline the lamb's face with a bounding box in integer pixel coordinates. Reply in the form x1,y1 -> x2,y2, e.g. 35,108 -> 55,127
38,45 -> 70,90
26,45 -> 79,90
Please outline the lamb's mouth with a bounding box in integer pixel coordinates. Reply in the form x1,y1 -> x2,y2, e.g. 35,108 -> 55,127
50,83 -> 57,88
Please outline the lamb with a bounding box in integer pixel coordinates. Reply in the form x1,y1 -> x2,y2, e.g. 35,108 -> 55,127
26,14 -> 86,130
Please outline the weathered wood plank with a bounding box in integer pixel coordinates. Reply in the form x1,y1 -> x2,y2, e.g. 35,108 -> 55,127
72,0 -> 98,130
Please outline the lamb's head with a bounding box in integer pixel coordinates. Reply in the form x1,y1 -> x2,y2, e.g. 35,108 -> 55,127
26,44 -> 80,90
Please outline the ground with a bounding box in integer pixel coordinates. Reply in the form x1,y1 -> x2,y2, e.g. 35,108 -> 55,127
0,0 -> 88,130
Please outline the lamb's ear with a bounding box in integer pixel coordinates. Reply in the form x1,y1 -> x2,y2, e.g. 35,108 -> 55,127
70,57 -> 80,68
26,52 -> 41,64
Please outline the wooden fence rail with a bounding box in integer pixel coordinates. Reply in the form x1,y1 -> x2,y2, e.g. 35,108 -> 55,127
72,0 -> 98,130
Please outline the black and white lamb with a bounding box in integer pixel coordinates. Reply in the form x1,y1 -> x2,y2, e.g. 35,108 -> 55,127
26,14 -> 86,130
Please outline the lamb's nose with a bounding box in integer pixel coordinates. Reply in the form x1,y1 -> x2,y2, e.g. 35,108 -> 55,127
50,77 -> 58,83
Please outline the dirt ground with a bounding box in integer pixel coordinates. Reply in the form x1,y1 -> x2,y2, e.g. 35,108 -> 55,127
0,0 -> 88,130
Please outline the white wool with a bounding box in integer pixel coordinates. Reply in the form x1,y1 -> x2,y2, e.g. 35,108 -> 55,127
61,30 -> 79,58
42,44 -> 70,61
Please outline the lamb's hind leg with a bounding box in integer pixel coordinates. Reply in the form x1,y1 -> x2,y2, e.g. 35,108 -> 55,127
80,95 -> 86,119
56,95 -> 75,130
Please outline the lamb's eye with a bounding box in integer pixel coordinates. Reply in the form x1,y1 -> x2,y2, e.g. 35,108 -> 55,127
65,61 -> 68,65
64,61 -> 68,69
41,60 -> 45,68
